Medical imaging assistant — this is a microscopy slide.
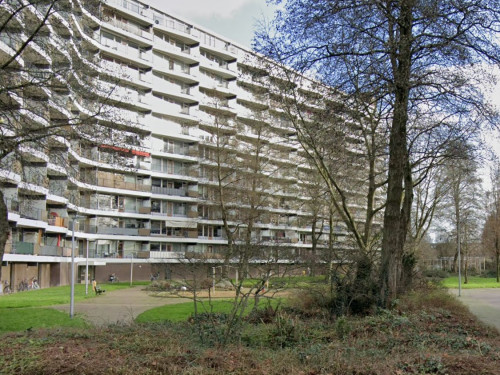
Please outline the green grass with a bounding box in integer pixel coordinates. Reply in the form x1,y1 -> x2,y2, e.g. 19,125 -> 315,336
0,282 -> 141,308
136,298 -> 281,323
442,276 -> 500,289
0,308 -> 88,333
0,283 -> 144,333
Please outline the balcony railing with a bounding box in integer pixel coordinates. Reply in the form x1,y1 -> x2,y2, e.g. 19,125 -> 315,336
97,227 -> 140,235
153,13 -> 194,36
106,18 -> 152,40
12,241 -> 35,255
19,207 -> 47,221
151,186 -> 187,196
40,245 -> 65,256
3,198 -> 19,213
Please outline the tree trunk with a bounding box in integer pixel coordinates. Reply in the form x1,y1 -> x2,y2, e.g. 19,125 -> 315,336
464,246 -> 468,284
496,251 -> 499,283
310,215 -> 318,276
451,251 -> 458,273
0,190 -> 9,285
379,1 -> 413,307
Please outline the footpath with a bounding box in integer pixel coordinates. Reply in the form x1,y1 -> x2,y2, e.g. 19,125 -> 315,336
449,288 -> 500,332
52,286 -> 500,331
52,286 -> 191,326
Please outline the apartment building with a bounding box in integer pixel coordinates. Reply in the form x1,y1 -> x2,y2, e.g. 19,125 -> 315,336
0,0 -> 348,287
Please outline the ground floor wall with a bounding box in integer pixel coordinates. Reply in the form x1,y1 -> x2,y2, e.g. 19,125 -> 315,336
1,259 -> 320,292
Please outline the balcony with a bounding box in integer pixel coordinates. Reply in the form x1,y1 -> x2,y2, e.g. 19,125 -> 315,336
199,55 -> 236,79
199,34 -> 238,61
104,0 -> 153,23
100,82 -> 151,109
96,227 -> 140,235
48,216 -> 68,227
105,18 -> 152,41
100,60 -> 152,87
150,96 -> 194,120
80,202 -> 148,214
94,177 -> 151,192
138,206 -> 151,214
151,186 -> 187,196
40,245 -> 65,256
152,36 -> 197,63
19,207 -> 47,222
150,251 -> 184,259
151,144 -> 198,157
100,38 -> 151,65
4,198 -> 19,213
12,241 -> 35,255
152,12 -> 198,44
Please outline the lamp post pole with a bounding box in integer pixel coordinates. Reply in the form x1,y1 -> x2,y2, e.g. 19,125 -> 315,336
457,220 -> 462,297
70,215 -> 84,318
130,254 -> 134,286
85,239 -> 89,295
70,216 -> 76,318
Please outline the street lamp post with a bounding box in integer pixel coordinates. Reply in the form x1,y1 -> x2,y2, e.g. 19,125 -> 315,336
85,239 -> 89,295
457,220 -> 462,297
70,215 -> 83,318
130,254 -> 134,286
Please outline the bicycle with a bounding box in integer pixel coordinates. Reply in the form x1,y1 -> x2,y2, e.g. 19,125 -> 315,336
2,281 -> 12,294
29,277 -> 40,290
18,279 -> 28,292
109,274 -> 119,283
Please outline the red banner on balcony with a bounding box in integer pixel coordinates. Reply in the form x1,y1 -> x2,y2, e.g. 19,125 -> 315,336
99,145 -> 150,157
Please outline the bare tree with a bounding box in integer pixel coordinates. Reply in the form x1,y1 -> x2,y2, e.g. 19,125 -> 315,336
256,0 -> 499,305
440,144 -> 483,283
483,165 -> 500,282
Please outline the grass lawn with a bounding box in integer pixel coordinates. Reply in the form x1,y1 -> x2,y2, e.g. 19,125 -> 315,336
0,308 -> 88,333
0,282 -> 145,333
0,282 -> 143,308
136,297 -> 281,323
442,276 -> 500,289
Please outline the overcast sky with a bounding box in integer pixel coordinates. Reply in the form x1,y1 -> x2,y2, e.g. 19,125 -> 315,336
143,0 -> 276,48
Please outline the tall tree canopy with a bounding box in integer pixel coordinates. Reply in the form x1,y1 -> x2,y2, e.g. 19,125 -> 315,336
256,0 -> 500,305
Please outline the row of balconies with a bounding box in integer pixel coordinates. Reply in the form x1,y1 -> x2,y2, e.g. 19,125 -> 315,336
78,171 -> 152,192
78,202 -> 152,215
104,0 -> 242,59
5,241 -> 329,259
5,241 -> 72,256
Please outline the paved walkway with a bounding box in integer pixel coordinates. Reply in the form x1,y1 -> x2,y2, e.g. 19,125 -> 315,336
449,288 -> 500,332
52,287 -> 191,326
53,286 -> 500,330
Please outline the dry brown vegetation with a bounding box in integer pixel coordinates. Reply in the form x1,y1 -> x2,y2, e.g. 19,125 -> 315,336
1,286 -> 500,374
